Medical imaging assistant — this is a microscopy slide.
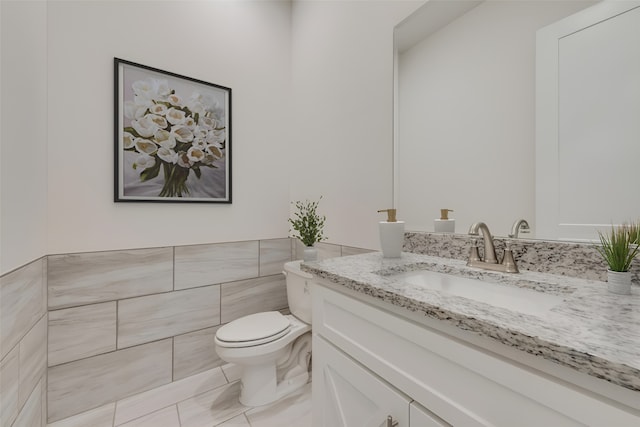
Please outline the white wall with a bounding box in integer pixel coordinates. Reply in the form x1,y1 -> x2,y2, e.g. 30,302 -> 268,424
1,0 -> 421,272
1,0 -> 48,274
397,1 -> 593,238
291,0 -> 421,250
46,0 -> 292,255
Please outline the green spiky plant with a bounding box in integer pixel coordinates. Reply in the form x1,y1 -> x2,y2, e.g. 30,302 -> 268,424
596,224 -> 640,272
626,221 -> 640,246
289,197 -> 326,247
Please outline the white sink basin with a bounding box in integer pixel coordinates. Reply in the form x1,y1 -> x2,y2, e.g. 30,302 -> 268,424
391,270 -> 563,317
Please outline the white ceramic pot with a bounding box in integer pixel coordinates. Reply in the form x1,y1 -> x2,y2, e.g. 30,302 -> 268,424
303,246 -> 318,262
607,270 -> 632,295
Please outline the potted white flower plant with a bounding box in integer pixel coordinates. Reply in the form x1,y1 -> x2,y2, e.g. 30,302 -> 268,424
289,197 -> 326,262
596,223 -> 640,295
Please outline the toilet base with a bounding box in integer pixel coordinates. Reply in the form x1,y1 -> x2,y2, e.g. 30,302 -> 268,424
237,331 -> 312,407
239,367 -> 309,407
215,317 -> 312,407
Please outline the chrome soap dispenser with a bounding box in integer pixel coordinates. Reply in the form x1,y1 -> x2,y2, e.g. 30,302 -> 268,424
377,209 -> 405,258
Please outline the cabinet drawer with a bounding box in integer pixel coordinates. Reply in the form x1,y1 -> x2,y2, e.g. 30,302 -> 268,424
312,282 -> 640,427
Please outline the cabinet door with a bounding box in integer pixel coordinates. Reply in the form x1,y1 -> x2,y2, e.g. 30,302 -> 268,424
313,335 -> 410,427
410,402 -> 451,427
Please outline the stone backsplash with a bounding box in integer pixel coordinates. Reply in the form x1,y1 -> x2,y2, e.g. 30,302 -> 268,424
403,231 -> 640,284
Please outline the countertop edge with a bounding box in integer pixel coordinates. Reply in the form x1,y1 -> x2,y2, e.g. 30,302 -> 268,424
302,258 -> 640,393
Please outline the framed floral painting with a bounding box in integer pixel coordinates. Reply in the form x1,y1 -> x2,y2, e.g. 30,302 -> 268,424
114,58 -> 231,203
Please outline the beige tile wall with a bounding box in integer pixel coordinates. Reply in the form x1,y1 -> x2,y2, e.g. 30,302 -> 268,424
0,258 -> 48,427
48,248 -> 173,310
292,239 -> 374,260
48,302 -> 117,367
221,276 -> 288,323
12,378 -> 45,427
260,240 -> 294,276
46,238 -> 293,423
1,346 -> 21,426
48,339 -> 174,422
173,326 -> 223,381
2,237 -> 367,425
174,241 -> 259,290
19,316 -> 47,408
0,258 -> 47,359
117,285 -> 221,349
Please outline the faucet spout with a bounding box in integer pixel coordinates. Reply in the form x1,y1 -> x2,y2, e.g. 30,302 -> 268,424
509,219 -> 530,238
468,222 -> 498,264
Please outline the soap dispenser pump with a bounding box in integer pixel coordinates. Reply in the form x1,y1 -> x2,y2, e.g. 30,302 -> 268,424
377,209 -> 405,258
434,208 -> 455,233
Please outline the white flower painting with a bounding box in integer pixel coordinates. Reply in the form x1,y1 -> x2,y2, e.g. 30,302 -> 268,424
115,58 -> 231,202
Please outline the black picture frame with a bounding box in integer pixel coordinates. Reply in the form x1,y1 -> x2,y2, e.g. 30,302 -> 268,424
114,58 -> 231,203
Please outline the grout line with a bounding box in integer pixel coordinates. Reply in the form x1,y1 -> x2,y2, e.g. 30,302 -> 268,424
113,367 -> 226,426
171,337 -> 174,383
219,282 -> 222,328
258,240 -> 262,277
113,403 -> 176,427
172,246 -> 176,291
0,255 -> 47,279
56,369 -> 310,427
45,310 -> 49,426
175,403 -> 182,427
221,364 -> 231,384
115,300 -> 119,351
17,341 -> 22,424
47,336 -> 171,369
12,314 -> 47,418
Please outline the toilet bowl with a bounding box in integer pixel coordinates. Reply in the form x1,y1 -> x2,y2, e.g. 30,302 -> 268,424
214,260 -> 313,407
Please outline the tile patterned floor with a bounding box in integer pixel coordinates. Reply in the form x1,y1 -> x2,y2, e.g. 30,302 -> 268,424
46,364 -> 312,427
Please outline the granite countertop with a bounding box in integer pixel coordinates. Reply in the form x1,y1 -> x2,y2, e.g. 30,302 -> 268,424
301,252 -> 640,392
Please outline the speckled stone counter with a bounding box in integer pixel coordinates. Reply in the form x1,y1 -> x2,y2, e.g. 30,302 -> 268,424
301,252 -> 640,393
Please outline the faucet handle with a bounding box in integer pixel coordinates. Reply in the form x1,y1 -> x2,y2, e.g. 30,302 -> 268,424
468,237 -> 482,264
501,240 -> 519,273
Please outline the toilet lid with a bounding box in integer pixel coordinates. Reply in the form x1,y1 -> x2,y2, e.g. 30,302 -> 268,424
216,311 -> 291,345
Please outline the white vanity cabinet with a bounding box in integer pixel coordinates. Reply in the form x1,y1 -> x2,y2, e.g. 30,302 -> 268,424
311,280 -> 640,427
313,336 -> 411,427
314,333 -> 450,427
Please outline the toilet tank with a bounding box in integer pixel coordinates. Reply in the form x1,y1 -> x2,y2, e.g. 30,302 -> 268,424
283,260 -> 313,324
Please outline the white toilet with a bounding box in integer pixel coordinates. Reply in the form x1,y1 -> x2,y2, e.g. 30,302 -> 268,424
214,260 -> 313,407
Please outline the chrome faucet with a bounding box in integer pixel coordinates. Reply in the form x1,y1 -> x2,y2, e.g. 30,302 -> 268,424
509,219 -> 530,238
467,222 -> 519,273
468,222 -> 498,264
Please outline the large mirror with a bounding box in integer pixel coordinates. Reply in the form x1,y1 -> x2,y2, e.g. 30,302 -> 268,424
394,0 -> 640,240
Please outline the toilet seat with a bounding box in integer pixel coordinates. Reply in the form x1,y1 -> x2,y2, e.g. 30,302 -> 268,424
216,311 -> 291,348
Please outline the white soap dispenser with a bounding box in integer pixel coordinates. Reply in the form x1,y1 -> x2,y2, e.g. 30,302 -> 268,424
377,209 -> 405,258
434,208 -> 455,233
